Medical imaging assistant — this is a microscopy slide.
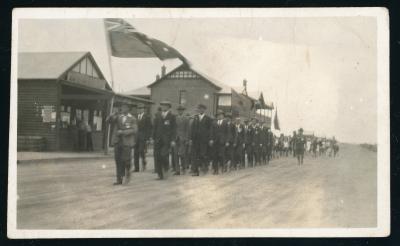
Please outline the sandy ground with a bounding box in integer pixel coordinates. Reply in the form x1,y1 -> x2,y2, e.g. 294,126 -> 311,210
16,144 -> 376,229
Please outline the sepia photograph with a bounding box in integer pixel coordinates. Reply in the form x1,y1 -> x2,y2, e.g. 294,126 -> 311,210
8,8 -> 390,238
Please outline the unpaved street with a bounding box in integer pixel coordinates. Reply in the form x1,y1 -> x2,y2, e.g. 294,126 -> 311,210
17,144 -> 376,229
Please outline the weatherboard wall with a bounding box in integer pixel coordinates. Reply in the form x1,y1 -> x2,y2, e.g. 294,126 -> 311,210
17,80 -> 58,151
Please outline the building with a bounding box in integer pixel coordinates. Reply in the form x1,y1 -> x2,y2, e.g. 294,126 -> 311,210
17,51 -> 152,151
127,63 -> 273,124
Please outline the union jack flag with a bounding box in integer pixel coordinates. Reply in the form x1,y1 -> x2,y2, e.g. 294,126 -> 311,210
104,18 -> 188,64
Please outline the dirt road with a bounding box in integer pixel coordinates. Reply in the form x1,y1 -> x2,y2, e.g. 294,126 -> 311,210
16,144 -> 376,229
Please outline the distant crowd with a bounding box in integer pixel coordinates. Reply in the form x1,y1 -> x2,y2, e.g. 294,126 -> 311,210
106,101 -> 339,185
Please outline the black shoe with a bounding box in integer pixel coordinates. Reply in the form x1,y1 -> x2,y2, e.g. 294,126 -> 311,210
192,173 -> 199,176
113,181 -> 122,185
133,169 -> 140,172
174,172 -> 180,175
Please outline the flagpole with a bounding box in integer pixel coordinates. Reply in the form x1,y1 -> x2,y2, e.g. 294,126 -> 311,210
103,19 -> 116,155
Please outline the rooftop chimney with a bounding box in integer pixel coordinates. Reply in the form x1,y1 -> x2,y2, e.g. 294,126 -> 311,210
156,74 -> 160,80
161,65 -> 166,77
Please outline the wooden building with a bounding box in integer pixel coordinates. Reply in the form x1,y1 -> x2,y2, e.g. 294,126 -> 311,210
17,51 -> 152,151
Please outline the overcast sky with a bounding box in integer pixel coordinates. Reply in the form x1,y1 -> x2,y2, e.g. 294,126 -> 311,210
18,17 -> 377,143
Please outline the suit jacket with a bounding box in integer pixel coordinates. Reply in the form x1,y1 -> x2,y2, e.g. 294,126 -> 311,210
136,113 -> 152,142
244,125 -> 254,145
153,111 -> 176,144
253,126 -> 263,145
234,123 -> 246,145
211,119 -> 229,144
226,121 -> 236,144
191,114 -> 212,144
175,114 -> 190,141
260,127 -> 269,146
107,113 -> 137,147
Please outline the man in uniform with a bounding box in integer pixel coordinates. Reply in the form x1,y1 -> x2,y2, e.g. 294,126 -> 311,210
134,105 -> 152,172
153,101 -> 176,180
152,107 -> 162,173
233,117 -> 246,169
295,128 -> 306,165
106,103 -> 137,185
190,104 -> 213,176
210,109 -> 229,174
172,105 -> 190,175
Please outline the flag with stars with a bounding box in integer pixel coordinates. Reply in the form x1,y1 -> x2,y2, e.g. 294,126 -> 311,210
104,18 -> 188,64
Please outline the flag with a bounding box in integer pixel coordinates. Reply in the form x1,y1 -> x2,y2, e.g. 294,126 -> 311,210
104,18 -> 189,64
274,108 -> 280,130
258,92 -> 266,108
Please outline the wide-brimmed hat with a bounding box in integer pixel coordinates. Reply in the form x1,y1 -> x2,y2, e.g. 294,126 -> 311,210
299,128 -> 304,132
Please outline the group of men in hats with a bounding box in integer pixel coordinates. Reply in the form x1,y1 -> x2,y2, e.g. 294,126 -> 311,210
152,103 -> 277,177
107,100 -> 308,184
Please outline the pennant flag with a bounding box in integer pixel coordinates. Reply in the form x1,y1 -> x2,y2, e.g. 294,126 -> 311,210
274,108 -> 280,130
104,18 -> 188,64
258,92 -> 266,109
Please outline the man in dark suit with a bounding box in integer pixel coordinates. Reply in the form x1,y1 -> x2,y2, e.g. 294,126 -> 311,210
233,117 -> 246,169
295,128 -> 306,165
106,103 -> 137,185
224,112 -> 235,171
260,122 -> 269,165
190,104 -> 213,176
152,107 -> 162,173
134,105 -> 152,172
252,118 -> 262,166
210,109 -> 230,174
266,127 -> 273,163
153,101 -> 176,180
244,119 -> 253,168
172,104 -> 190,175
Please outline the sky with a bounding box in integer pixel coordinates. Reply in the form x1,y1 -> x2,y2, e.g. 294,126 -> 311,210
17,17 -> 377,144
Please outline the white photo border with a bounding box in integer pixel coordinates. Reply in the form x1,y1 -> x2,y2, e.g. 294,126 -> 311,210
8,7 -> 390,238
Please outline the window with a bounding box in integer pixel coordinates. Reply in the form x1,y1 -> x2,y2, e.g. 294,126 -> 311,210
218,95 -> 232,106
60,105 -> 71,128
167,70 -> 199,79
179,90 -> 187,105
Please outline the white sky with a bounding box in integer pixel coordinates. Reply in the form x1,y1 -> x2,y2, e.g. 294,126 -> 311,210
18,17 -> 377,143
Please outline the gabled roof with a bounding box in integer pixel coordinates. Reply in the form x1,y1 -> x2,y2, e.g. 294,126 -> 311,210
147,63 -> 232,93
18,52 -> 87,80
18,51 -> 107,82
114,93 -> 153,104
124,85 -> 151,96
